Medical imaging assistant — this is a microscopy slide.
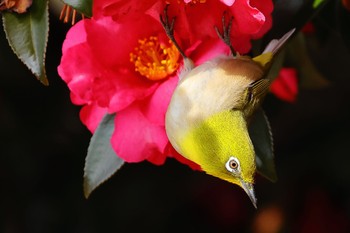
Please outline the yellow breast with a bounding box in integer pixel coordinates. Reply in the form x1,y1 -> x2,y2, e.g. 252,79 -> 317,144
165,55 -> 263,155
179,110 -> 256,184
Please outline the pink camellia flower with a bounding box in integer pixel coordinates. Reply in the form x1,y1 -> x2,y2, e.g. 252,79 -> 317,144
58,0 -> 273,168
163,0 -> 273,54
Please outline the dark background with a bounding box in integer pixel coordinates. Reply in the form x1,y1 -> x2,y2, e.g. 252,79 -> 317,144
1,1 -> 350,232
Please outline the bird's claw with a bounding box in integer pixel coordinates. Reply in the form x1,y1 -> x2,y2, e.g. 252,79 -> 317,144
160,5 -> 175,39
214,12 -> 236,56
159,4 -> 186,58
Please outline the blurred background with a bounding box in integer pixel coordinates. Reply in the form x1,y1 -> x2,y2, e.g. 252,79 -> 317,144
1,0 -> 350,232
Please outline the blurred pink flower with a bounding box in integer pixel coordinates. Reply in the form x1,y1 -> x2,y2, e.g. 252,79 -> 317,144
342,0 -> 350,11
270,68 -> 298,103
302,22 -> 315,34
58,0 -> 273,168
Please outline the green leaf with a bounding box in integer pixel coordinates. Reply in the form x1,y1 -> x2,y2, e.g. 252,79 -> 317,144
313,0 -> 325,8
2,0 -> 49,85
63,0 -> 93,17
266,49 -> 286,82
249,109 -> 277,182
83,113 -> 124,198
288,33 -> 329,89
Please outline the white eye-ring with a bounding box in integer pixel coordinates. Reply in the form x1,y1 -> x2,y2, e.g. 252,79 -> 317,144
225,157 -> 241,173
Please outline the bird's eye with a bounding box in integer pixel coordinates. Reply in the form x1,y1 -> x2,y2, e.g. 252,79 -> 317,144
225,157 -> 240,173
229,160 -> 238,169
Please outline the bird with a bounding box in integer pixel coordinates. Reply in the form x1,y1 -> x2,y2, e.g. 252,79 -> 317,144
160,5 -> 295,208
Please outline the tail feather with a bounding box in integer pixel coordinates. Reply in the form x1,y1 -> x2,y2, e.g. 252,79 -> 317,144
263,28 -> 296,55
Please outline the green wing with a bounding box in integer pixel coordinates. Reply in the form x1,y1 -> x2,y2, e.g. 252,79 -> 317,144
242,78 -> 270,119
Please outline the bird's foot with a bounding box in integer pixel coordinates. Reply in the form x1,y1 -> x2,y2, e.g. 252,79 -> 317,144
160,4 -> 187,59
214,11 -> 236,56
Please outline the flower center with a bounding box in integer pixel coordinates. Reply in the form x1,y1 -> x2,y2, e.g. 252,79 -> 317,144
130,36 -> 180,81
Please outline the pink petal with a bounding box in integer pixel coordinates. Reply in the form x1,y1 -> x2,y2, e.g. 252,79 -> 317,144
220,0 -> 235,6
58,43 -> 96,104
93,0 -> 116,19
85,15 -> 162,68
250,0 -> 273,38
180,2 -> 227,44
84,17 -> 165,111
190,39 -> 230,64
94,0 -> 161,21
231,0 -> 265,35
61,20 -> 87,53
80,104 -> 108,133
69,92 -> 85,105
141,76 -> 178,126
231,34 -> 252,54
59,16 -> 163,113
107,72 -> 159,113
111,102 -> 169,164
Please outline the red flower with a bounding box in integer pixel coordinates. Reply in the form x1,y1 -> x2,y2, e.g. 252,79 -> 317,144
302,22 -> 315,34
270,68 -> 298,103
164,0 -> 273,54
59,7 -> 182,165
58,0 -> 273,167
342,0 -> 350,11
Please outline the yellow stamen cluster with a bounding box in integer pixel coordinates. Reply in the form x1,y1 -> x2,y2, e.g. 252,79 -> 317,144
130,36 -> 180,81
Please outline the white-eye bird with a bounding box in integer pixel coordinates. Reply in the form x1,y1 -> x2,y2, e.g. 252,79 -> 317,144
160,6 -> 295,208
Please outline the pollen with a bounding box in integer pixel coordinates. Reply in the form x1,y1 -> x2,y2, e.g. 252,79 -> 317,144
130,36 -> 180,81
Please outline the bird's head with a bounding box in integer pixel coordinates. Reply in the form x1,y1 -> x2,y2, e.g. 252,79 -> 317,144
180,110 -> 257,207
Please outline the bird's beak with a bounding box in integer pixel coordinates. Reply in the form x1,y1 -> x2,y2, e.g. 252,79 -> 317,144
240,179 -> 257,208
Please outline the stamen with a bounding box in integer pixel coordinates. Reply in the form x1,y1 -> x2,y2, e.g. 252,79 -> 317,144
60,4 -> 82,25
130,36 -> 180,81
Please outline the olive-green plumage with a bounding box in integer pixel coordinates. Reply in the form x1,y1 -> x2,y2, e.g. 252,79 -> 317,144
161,7 -> 295,207
166,56 -> 268,207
